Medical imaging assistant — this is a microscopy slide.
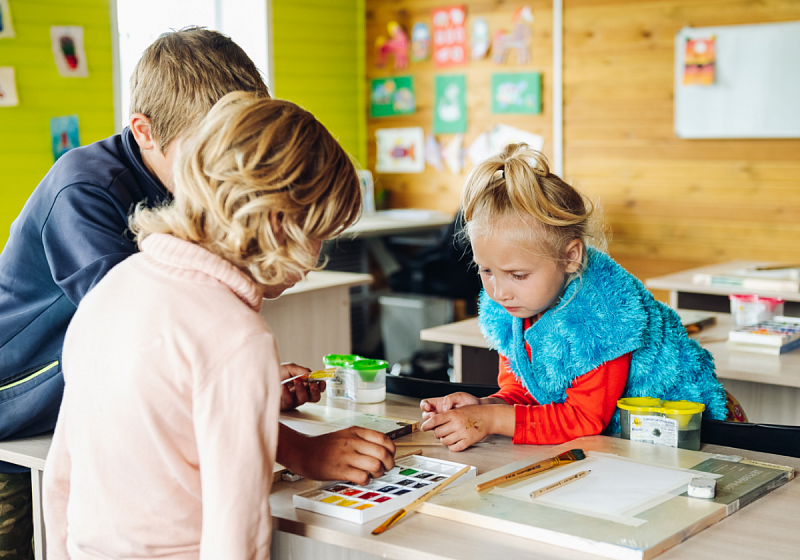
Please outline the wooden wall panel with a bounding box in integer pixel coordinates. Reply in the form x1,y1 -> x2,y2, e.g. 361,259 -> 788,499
563,0 -> 800,283
366,0 -> 800,293
366,0 -> 554,212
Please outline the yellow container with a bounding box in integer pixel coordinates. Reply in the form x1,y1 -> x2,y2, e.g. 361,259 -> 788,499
618,398 -> 705,450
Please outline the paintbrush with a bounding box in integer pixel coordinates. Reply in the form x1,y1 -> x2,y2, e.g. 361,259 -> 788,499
371,464 -> 471,535
530,470 -> 590,498
475,448 -> 587,492
281,368 -> 336,385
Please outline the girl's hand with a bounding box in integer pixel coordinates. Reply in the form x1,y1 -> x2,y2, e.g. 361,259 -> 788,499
420,405 -> 491,452
279,363 -> 325,410
420,392 -> 481,421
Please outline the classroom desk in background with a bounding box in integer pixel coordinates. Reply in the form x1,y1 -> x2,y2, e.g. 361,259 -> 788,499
645,260 -> 800,314
270,393 -> 800,560
340,209 -> 453,239
420,313 -> 800,425
258,270 -> 371,367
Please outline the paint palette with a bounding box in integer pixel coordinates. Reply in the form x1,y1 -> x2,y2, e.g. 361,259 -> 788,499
293,455 -> 477,524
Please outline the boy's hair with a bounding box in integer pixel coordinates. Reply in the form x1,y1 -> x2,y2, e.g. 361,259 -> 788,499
461,143 -> 607,267
130,27 -> 269,152
130,92 -> 362,288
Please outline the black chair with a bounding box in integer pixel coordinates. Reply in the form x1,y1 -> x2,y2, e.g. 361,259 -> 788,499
701,419 -> 800,458
388,210 -> 481,314
386,374 -> 499,400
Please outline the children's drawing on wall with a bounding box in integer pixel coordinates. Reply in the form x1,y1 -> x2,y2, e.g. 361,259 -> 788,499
0,67 -> 19,107
442,134 -> 464,174
493,5 -> 533,65
492,72 -> 541,114
425,134 -> 444,171
51,26 -> 89,77
468,124 -> 544,165
50,115 -> 80,161
471,18 -> 491,60
357,170 -> 376,214
683,35 -> 716,86
432,5 -> 466,67
411,23 -> 431,62
375,22 -> 409,70
376,127 -> 425,173
371,77 -> 415,117
489,123 -> 544,153
434,74 -> 467,134
0,0 -> 15,39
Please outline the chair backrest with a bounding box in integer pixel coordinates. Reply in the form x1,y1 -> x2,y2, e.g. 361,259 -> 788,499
386,375 -> 499,400
701,419 -> 800,458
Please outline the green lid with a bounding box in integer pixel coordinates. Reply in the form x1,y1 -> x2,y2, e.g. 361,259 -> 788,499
323,354 -> 362,367
351,359 -> 388,382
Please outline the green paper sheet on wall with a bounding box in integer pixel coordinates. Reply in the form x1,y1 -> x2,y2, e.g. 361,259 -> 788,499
434,74 -> 467,134
371,76 -> 415,117
491,72 -> 541,115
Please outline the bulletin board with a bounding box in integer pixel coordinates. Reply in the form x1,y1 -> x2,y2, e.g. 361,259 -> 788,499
365,1 -> 554,213
674,20 -> 800,139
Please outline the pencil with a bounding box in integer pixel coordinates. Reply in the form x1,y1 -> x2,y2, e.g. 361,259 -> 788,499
371,464 -> 471,535
475,448 -> 586,492
530,470 -> 590,498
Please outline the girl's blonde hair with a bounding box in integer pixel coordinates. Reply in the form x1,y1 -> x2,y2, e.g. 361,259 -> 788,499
461,143 -> 606,270
131,92 -> 362,288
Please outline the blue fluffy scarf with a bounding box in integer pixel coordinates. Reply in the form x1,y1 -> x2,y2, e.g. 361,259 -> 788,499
478,247 -> 728,432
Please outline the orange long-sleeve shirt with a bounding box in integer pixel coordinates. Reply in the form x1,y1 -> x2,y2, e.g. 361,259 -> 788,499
490,318 -> 631,444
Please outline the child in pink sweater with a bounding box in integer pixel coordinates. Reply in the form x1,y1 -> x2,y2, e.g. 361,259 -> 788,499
42,93 -> 394,559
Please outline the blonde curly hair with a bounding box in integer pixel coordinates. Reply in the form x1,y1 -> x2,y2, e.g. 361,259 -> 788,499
131,92 -> 362,289
461,143 -> 607,269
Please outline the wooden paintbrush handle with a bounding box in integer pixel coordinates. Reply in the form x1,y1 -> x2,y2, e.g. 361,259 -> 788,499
475,457 -> 555,492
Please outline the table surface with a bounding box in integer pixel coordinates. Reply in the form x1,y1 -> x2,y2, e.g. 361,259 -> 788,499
340,209 -> 453,239
2,395 -> 798,559
421,313 -> 800,390
271,393 -> 800,560
279,270 -> 372,295
645,259 -> 800,301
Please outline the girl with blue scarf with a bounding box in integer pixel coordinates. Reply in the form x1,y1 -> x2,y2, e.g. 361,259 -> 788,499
420,144 -> 730,451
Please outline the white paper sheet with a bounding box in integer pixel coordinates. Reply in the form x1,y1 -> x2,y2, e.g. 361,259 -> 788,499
493,453 -> 707,525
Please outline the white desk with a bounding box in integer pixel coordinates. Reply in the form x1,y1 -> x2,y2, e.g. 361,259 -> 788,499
259,270 -> 371,367
420,314 -> 800,425
270,393 -> 800,560
341,209 -> 453,239
5,395 -> 799,560
0,434 -> 50,560
645,260 -> 800,309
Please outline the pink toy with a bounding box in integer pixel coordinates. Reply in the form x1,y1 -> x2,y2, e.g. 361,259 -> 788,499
493,6 -> 534,65
376,22 -> 409,70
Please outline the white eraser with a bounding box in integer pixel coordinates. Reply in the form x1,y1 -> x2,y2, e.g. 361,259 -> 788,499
688,477 -> 716,499
282,471 -> 303,482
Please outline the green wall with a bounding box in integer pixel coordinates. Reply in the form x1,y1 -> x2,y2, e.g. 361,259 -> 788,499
0,0 -> 115,249
272,0 -> 365,167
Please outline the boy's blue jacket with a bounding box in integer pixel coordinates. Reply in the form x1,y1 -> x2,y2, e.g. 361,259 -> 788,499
0,129 -> 170,471
478,247 -> 728,433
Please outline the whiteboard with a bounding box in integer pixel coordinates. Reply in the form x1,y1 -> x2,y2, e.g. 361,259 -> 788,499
674,20 -> 800,139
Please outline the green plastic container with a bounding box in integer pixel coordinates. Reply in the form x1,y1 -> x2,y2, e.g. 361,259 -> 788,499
350,359 -> 388,403
323,354 -> 362,368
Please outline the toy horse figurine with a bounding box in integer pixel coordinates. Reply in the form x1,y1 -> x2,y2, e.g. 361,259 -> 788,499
376,21 -> 410,69
493,6 -> 534,65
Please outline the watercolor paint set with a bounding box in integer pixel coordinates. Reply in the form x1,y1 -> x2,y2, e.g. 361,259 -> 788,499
293,455 -> 477,523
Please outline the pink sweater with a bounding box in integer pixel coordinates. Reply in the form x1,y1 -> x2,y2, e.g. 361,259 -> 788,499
43,233 -> 282,560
